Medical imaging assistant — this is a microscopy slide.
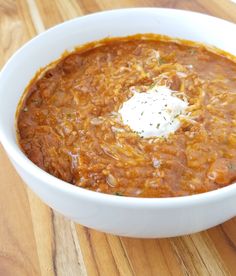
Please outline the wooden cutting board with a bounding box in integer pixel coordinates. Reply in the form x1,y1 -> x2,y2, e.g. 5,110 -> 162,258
0,0 -> 236,275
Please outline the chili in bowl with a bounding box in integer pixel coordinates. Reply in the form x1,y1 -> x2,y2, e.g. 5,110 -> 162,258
16,34 -> 236,198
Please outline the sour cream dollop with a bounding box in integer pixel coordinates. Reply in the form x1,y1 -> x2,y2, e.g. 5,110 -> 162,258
118,85 -> 188,138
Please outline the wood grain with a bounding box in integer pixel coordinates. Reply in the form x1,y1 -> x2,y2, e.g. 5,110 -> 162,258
0,145 -> 41,276
0,1 -> 236,275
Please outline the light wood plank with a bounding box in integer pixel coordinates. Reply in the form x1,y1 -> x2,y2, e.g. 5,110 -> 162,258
0,0 -> 34,67
51,213 -> 87,276
55,0 -> 83,20
34,0 -> 64,27
26,0 -> 45,33
120,238 -> 184,276
26,190 -> 55,276
76,225 -> 135,276
208,218 -> 236,275
196,0 -> 236,23
171,233 -> 229,275
0,145 -> 41,276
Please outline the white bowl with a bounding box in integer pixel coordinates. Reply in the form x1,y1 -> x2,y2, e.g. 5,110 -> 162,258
0,8 -> 236,238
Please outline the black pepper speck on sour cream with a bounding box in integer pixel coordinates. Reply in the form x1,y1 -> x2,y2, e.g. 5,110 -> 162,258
118,84 -> 188,138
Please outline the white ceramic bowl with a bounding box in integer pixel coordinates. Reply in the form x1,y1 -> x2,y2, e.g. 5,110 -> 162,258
0,8 -> 236,238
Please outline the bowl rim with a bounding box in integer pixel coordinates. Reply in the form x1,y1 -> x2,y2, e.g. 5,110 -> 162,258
1,7 -> 236,207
